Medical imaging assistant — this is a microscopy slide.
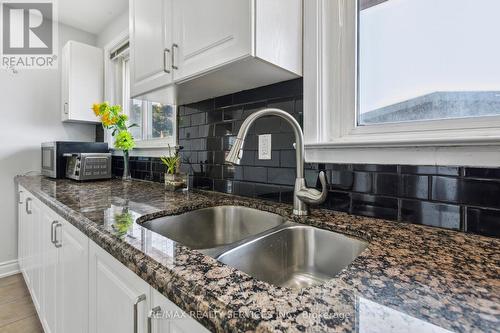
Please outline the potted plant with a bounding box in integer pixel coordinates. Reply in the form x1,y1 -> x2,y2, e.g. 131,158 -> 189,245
160,145 -> 187,191
92,102 -> 138,180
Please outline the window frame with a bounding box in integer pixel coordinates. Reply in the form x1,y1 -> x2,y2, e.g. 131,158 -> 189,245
103,31 -> 177,155
303,0 -> 500,166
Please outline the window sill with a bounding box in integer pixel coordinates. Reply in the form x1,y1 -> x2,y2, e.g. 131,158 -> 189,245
305,143 -> 500,167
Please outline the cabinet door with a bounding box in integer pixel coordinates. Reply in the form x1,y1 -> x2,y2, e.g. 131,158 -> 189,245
17,187 -> 26,273
57,220 -> 89,333
28,198 -> 43,313
172,0 -> 252,81
41,207 -> 58,333
130,0 -> 173,97
62,41 -> 103,123
150,289 -> 209,333
89,241 -> 150,333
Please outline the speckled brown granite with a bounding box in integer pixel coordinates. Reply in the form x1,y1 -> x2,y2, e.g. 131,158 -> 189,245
15,176 -> 499,333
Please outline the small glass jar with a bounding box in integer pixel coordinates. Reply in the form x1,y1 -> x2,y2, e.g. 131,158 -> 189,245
164,172 -> 188,191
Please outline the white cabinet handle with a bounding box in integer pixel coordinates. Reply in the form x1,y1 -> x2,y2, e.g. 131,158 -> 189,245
54,222 -> 62,248
134,294 -> 147,333
147,306 -> 162,333
18,191 -> 23,204
25,198 -> 32,214
64,102 -> 68,114
172,44 -> 179,70
163,48 -> 171,73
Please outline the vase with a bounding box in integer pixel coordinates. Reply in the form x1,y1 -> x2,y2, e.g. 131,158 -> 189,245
122,150 -> 131,181
164,172 -> 188,191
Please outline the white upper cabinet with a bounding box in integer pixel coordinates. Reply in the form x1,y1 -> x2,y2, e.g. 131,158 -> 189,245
61,41 -> 103,123
171,0 -> 251,81
129,0 -> 303,103
130,0 -> 173,98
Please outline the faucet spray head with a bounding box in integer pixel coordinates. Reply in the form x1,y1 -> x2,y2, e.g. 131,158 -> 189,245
226,138 -> 244,165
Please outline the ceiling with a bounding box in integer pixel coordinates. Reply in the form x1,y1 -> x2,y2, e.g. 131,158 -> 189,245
58,0 -> 128,35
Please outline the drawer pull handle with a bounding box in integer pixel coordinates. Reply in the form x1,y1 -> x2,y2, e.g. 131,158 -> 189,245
134,294 -> 147,333
54,223 -> 62,248
25,198 -> 32,214
163,48 -> 171,73
172,43 -> 178,70
147,306 -> 162,333
51,221 -> 58,244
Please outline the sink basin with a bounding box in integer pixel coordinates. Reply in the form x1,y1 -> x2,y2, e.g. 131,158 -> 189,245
140,206 -> 285,249
217,224 -> 368,289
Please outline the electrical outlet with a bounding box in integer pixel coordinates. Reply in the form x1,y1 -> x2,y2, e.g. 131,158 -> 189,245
258,134 -> 272,160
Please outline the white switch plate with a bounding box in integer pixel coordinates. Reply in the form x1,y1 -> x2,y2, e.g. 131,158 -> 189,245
258,134 -> 272,160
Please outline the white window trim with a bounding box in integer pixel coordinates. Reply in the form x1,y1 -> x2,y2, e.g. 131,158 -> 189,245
303,0 -> 500,167
103,30 -> 177,156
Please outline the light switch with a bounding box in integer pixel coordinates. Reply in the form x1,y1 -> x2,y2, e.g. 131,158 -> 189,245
258,134 -> 272,160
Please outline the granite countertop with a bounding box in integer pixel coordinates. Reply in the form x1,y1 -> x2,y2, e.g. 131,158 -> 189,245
15,176 -> 499,333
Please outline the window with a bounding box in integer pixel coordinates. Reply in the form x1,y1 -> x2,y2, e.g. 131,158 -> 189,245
358,0 -> 500,125
105,36 -> 176,152
303,0 -> 500,166
121,58 -> 175,148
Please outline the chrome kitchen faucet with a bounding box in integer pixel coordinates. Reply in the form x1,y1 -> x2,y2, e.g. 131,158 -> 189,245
226,108 -> 328,215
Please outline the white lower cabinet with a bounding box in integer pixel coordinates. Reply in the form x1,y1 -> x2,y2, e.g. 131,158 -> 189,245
89,241 -> 151,333
18,185 -> 209,333
18,188 -> 89,333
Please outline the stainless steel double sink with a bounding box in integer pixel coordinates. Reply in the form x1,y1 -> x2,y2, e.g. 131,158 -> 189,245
140,206 -> 368,289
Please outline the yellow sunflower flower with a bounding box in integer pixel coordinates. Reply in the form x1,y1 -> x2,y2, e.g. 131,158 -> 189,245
92,103 -> 101,116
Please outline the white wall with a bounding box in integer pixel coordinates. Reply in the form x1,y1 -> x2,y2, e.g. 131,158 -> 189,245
359,0 -> 500,113
0,23 -> 97,273
96,10 -> 129,48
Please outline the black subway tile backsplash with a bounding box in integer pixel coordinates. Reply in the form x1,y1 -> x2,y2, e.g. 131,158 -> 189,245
351,193 -> 398,220
432,177 -> 500,208
464,167 -> 500,180
400,165 -> 460,176
113,78 -> 499,238
401,200 -> 461,230
466,207 -> 500,237
399,174 -> 429,200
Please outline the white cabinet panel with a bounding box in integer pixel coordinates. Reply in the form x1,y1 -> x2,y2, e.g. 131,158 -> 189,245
89,241 -> 150,333
58,220 -> 89,333
27,198 -> 42,313
41,208 -> 58,333
17,187 -> 27,274
130,0 -> 173,97
61,40 -> 103,123
172,0 -> 252,82
150,289 -> 209,333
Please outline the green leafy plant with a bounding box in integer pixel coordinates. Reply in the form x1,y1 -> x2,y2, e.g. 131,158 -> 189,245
160,145 -> 180,175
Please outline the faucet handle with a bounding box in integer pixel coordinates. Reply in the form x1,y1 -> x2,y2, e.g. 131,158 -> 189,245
296,171 -> 328,205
